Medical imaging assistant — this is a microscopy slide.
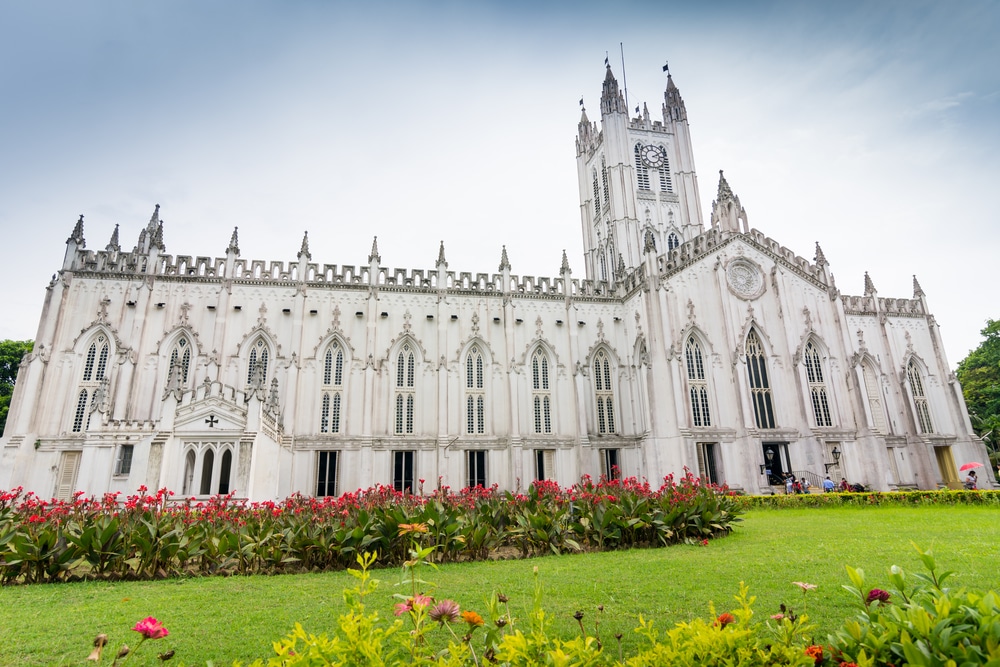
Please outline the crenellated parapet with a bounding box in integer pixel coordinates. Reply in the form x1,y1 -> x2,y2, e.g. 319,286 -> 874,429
840,294 -> 927,317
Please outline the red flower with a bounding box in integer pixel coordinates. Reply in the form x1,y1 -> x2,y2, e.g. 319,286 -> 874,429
865,588 -> 891,605
132,617 -> 169,640
805,645 -> 824,664
715,612 -> 735,628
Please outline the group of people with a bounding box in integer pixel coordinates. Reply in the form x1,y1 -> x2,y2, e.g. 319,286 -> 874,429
783,472 -> 856,494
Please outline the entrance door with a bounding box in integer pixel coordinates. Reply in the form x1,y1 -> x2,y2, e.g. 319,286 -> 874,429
762,442 -> 787,486
934,446 -> 961,489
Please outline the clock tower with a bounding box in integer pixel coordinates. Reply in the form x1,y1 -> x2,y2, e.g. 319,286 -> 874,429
575,64 -> 704,282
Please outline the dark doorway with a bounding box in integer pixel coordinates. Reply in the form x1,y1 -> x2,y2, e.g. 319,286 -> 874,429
762,442 -> 787,486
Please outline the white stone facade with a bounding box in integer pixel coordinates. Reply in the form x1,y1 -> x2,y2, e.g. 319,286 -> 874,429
0,65 -> 988,501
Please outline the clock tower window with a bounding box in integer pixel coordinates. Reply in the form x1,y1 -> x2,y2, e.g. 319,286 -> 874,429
634,144 -> 650,190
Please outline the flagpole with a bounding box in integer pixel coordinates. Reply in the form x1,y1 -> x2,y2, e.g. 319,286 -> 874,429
620,42 -> 629,116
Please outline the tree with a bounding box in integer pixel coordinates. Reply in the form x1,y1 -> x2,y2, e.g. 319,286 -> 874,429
0,339 -> 33,435
956,319 -> 1000,478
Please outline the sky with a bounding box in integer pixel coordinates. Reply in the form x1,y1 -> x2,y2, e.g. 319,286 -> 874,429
1,0 -> 997,368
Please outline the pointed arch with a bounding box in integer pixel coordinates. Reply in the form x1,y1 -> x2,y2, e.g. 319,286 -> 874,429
858,354 -> 888,435
667,231 -> 680,251
530,345 -> 553,434
320,337 -> 347,434
159,327 -> 200,389
590,346 -> 619,435
634,143 -> 650,190
243,335 -> 274,386
745,328 -> 776,429
464,343 -> 486,435
802,336 -> 833,427
905,356 -> 934,434
72,328 -> 116,432
392,337 -> 421,435
684,333 -> 712,427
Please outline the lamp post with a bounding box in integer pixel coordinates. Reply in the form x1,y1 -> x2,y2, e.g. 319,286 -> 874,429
824,446 -> 841,473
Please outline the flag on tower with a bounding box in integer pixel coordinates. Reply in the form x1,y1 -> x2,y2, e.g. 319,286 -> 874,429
605,55 -> 609,66
662,61 -> 669,73
579,98 -> 584,106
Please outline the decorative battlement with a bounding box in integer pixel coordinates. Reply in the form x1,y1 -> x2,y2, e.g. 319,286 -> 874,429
65,244 -> 621,301
840,294 -> 926,317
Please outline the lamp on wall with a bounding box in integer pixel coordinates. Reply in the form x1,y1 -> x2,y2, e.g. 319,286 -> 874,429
824,446 -> 841,473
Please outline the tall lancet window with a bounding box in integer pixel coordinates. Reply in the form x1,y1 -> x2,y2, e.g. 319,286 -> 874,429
862,362 -> 887,434
804,342 -> 832,427
745,330 -> 775,429
658,152 -> 673,192
601,156 -> 609,208
395,343 -> 415,434
685,336 -> 711,427
73,333 -> 111,432
247,338 -> 269,385
907,360 -> 934,434
531,348 -> 552,434
321,341 -> 344,433
169,338 -> 192,386
465,345 -> 485,434
634,144 -> 650,190
593,349 -> 616,434
592,170 -> 601,218
667,232 -> 680,251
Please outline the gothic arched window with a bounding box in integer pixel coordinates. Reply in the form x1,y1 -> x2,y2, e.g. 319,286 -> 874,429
74,333 -> 111,432
634,144 -> 650,190
861,362 -> 887,434
321,341 -> 345,433
746,330 -> 775,429
531,348 -> 552,434
169,337 -> 192,386
592,169 -> 600,218
907,360 -> 934,434
395,343 -> 416,434
593,349 -> 616,434
667,232 -> 680,251
247,338 -> 269,385
804,341 -> 832,427
465,345 -> 485,435
601,156 -> 609,208
685,336 -> 711,427
658,152 -> 673,192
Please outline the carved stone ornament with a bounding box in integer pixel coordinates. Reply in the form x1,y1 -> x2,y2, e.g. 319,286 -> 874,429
725,257 -> 765,300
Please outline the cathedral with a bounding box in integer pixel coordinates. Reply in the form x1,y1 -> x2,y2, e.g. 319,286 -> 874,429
0,64 -> 989,501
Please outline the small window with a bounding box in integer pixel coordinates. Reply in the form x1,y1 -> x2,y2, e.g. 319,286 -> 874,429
534,449 -> 554,481
393,451 -> 415,493
667,233 -> 680,251
316,451 -> 338,497
600,448 -> 620,480
466,450 -> 486,489
697,442 -> 719,484
114,444 -> 134,476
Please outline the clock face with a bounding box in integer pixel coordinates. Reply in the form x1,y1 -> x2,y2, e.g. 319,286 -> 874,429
641,145 -> 665,168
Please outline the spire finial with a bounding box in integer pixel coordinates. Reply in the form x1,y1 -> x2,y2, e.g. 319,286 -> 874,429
147,204 -> 160,233
560,249 -> 571,274
368,236 -> 381,264
912,275 -> 925,298
106,224 -> 120,252
68,214 -> 85,246
298,231 -> 311,260
227,226 -> 240,255
716,170 -> 734,203
814,242 -> 827,266
498,245 -> 511,272
151,220 -> 165,252
437,240 -> 447,267
863,271 -> 876,295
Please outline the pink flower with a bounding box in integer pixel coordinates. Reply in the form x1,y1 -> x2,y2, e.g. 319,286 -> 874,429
866,588 -> 891,605
429,599 -> 461,624
132,617 -> 169,640
792,581 -> 817,592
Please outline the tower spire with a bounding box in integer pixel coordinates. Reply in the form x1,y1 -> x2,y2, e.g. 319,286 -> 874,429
600,63 -> 627,115
298,231 -> 311,260
68,214 -> 85,246
912,275 -> 925,298
368,236 -> 380,264
498,245 -> 510,272
863,272 -> 877,296
560,249 -> 571,275
106,224 -> 120,252
226,227 -> 240,255
814,242 -> 827,266
710,170 -> 748,233
436,240 -> 447,267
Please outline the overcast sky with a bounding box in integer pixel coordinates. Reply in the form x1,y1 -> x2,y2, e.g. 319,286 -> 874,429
1,1 -> 997,368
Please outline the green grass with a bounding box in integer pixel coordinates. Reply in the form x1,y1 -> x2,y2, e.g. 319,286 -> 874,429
2,505 -> 999,666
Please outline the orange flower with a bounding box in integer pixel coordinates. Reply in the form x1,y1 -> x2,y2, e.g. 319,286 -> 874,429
398,522 -> 429,536
461,610 -> 485,627
715,612 -> 735,628
805,645 -> 824,664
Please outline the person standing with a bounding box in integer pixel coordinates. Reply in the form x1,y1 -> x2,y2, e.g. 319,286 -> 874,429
964,470 -> 978,490
839,477 -> 850,492
785,473 -> 794,495
823,476 -> 835,492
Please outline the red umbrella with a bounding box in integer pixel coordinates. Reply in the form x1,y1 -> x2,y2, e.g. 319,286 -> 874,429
959,462 -> 984,471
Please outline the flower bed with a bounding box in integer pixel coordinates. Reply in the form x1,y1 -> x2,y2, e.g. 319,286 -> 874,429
0,471 -> 740,584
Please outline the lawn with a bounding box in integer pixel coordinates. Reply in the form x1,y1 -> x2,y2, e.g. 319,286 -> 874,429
2,505 -> 998,666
